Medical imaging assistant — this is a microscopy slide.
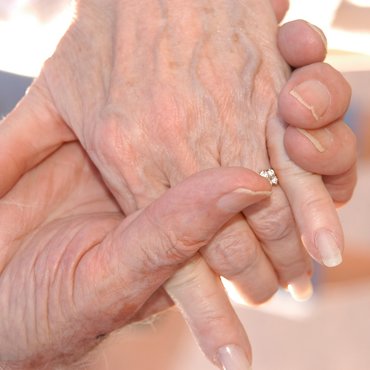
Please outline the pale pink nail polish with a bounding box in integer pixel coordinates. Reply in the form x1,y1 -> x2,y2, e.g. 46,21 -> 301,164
217,345 -> 252,370
315,229 -> 343,267
288,274 -> 313,302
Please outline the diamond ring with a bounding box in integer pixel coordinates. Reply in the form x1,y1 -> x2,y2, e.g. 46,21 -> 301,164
259,168 -> 278,186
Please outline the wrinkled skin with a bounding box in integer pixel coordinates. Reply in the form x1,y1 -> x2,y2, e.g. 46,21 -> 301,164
0,0 -> 357,368
0,0 -> 355,303
40,0 -> 346,292
0,143 -> 271,368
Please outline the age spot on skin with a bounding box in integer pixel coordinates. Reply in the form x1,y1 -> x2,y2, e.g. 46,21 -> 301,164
202,6 -> 215,15
232,33 -> 240,43
168,61 -> 180,69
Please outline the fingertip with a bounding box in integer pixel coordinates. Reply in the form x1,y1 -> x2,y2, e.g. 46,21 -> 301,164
279,168 -> 345,268
284,121 -> 357,176
165,257 -> 252,370
287,274 -> 314,302
270,0 -> 289,23
313,228 -> 343,267
278,20 -> 327,67
279,63 -> 351,129
323,165 -> 357,205
216,344 -> 252,370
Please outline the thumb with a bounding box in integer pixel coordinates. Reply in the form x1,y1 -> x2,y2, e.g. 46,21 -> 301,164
0,76 -> 74,195
73,167 -> 270,348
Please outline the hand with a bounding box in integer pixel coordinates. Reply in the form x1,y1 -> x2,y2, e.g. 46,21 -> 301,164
0,1 -> 355,302
1,7 -> 352,368
0,142 -> 271,369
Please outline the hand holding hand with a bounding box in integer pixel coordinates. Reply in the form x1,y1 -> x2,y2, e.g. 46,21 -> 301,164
0,0 -> 355,304
0,142 -> 271,369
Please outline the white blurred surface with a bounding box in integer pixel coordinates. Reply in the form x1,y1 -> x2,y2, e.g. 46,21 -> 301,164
286,0 -> 370,71
0,0 -> 73,76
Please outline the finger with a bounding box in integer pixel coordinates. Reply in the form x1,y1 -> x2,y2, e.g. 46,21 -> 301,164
269,117 -> 344,268
166,255 -> 253,370
278,20 -> 327,67
128,288 -> 174,323
201,214 -> 280,305
0,77 -> 73,195
279,63 -> 351,129
218,124 -> 315,299
243,186 -> 314,299
323,165 -> 357,207
285,120 -> 357,176
281,170 -> 344,267
168,158 -> 280,305
270,0 -> 289,23
73,168 -> 270,359
284,120 -> 357,204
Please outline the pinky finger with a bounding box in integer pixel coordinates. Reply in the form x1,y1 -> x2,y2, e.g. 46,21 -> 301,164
165,255 -> 252,370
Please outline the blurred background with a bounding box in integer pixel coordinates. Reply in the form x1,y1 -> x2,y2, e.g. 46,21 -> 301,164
0,1 -> 369,369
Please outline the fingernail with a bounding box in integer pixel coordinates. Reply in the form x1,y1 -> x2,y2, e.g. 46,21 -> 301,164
315,229 -> 343,267
307,22 -> 327,49
217,188 -> 270,213
290,80 -> 331,121
288,274 -> 313,302
296,128 -> 333,153
217,345 -> 252,370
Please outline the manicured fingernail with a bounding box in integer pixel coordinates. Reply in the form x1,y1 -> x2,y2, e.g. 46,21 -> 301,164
217,188 -> 270,213
307,22 -> 327,49
217,345 -> 252,370
315,229 -> 343,267
290,80 -> 331,121
288,274 -> 313,302
296,128 -> 333,153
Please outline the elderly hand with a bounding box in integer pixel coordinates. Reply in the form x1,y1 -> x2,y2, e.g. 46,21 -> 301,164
0,142 -> 273,369
0,0 -> 355,304
0,4 -> 356,369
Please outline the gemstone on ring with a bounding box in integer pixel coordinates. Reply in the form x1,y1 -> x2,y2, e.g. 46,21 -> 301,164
259,168 -> 278,186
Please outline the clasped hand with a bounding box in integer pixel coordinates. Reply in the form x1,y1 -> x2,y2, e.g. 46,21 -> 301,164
0,0 -> 356,369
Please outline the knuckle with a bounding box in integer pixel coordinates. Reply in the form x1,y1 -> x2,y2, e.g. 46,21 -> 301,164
143,208 -> 208,267
273,254 -> 308,278
250,202 -> 293,242
86,111 -> 126,164
205,231 -> 259,278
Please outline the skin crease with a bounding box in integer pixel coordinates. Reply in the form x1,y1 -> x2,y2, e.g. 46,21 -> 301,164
44,0 -> 312,299
0,0 -> 356,368
0,143 -> 271,368
0,0 -> 354,304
